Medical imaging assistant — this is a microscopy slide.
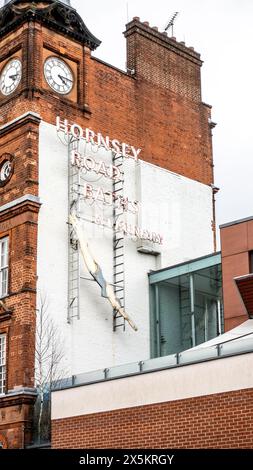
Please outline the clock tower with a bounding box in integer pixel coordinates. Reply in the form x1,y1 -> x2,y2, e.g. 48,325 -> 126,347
0,0 -> 100,449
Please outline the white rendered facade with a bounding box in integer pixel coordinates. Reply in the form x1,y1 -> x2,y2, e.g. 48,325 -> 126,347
37,120 -> 214,375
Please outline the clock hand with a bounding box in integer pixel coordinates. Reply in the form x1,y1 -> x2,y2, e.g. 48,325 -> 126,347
58,74 -> 73,85
9,74 -> 19,80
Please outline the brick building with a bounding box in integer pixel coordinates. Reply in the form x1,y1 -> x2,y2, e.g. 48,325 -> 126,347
0,0 -> 221,448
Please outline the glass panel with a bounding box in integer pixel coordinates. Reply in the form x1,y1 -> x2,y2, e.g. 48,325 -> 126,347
150,262 -> 223,358
0,335 -> 6,366
0,365 -> 6,394
0,335 -> 6,395
1,269 -> 8,297
150,285 -> 158,358
74,369 -> 105,386
106,362 -> 140,379
153,274 -> 192,357
0,238 -> 8,268
142,354 -> 177,372
0,238 -> 9,298
220,336 -> 253,356
179,345 -> 218,364
194,264 -> 223,343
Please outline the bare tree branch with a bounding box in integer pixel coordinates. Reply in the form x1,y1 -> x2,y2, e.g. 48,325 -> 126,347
34,294 -> 68,443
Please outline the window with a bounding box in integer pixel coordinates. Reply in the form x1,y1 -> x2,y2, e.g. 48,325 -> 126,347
0,334 -> 6,395
0,237 -> 8,298
150,256 -> 224,358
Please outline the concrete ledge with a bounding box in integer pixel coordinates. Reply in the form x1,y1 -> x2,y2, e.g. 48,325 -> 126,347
0,194 -> 41,213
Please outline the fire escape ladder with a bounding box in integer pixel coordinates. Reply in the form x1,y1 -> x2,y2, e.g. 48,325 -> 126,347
68,139 -> 81,323
113,154 -> 126,331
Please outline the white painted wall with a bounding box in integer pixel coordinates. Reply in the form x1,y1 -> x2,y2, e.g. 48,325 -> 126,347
52,351 -> 253,420
37,121 -> 214,376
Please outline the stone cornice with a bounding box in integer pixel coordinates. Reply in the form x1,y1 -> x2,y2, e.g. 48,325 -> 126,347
0,112 -> 41,138
0,300 -> 13,322
0,0 -> 101,50
0,195 -> 41,223
0,389 -> 37,408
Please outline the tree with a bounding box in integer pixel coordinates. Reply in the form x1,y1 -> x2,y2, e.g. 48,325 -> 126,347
34,295 -> 68,444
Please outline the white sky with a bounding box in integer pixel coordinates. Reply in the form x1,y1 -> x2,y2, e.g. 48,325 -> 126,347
1,0 -> 252,232
71,0 -> 253,233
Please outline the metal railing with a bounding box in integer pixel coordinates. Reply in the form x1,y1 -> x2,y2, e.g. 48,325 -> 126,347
54,333 -> 253,391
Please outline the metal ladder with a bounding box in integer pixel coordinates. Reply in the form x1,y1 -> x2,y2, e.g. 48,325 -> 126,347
113,153 -> 126,331
68,139 -> 81,323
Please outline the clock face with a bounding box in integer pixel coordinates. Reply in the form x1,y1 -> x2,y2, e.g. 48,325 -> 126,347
0,161 -> 12,182
0,58 -> 22,96
44,57 -> 74,95
0,157 -> 14,187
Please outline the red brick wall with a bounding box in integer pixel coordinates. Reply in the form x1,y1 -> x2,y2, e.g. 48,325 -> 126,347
0,115 -> 40,391
0,115 -> 40,447
52,388 -> 253,449
0,396 -> 36,449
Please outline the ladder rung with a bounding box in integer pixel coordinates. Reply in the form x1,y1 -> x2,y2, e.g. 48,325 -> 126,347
114,188 -> 123,193
114,314 -> 125,321
113,180 -> 124,185
114,315 -> 125,322
113,156 -> 123,161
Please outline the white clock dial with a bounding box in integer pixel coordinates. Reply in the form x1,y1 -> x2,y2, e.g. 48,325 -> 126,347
0,161 -> 11,181
0,160 -> 13,185
44,57 -> 74,95
0,58 -> 22,96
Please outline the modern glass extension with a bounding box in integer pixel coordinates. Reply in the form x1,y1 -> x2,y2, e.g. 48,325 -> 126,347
149,253 -> 223,358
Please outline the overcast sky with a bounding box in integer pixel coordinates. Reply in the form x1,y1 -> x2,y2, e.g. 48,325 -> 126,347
70,0 -> 253,234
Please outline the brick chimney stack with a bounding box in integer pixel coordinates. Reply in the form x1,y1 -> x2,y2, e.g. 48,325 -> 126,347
124,18 -> 203,102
